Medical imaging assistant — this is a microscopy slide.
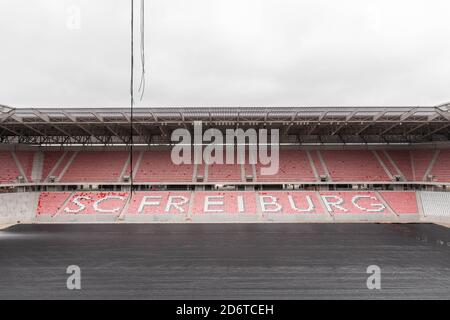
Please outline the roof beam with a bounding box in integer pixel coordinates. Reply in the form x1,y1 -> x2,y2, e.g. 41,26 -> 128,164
373,108 -> 388,121
435,109 -> 450,121
307,123 -> 318,135
318,111 -> 327,121
282,111 -> 300,135
179,112 -> 188,129
104,124 -> 127,143
92,112 -> 104,122
423,123 -> 450,138
356,123 -> 373,135
331,123 -> 346,135
149,110 -> 159,122
345,109 -> 359,121
76,123 -> 97,137
0,124 -> 21,136
400,108 -> 418,121
379,123 -> 399,135
0,112 -> 13,123
62,111 -> 77,122
405,123 -> 427,135
32,109 -> 50,122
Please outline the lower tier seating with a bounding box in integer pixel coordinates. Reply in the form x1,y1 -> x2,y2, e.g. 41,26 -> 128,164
36,191 -> 420,216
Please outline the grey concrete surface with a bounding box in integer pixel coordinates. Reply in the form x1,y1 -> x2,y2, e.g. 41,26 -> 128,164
0,223 -> 449,299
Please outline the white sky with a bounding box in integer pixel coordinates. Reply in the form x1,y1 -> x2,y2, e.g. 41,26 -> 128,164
1,0 -> 450,108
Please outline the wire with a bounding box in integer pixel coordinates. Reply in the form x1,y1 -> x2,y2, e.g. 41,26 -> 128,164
138,0 -> 146,101
130,0 -> 145,193
130,0 -> 134,192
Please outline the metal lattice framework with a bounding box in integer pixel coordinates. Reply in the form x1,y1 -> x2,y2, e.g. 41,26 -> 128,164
1,104 -> 449,145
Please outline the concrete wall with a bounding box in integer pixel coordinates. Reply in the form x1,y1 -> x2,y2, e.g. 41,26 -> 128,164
0,192 -> 39,224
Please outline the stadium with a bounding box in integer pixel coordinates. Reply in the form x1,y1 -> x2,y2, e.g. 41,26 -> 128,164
1,105 -> 449,224
0,104 -> 449,299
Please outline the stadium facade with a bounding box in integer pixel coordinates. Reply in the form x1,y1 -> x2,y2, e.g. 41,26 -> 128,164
0,105 -> 449,225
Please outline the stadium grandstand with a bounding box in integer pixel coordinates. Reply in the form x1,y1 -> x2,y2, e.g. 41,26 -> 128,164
0,104 -> 449,225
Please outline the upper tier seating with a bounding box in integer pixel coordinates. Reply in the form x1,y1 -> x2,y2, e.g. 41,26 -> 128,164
255,150 -> 316,182
134,151 -> 193,182
375,150 -> 397,179
0,151 -> 20,183
206,163 -> 242,182
411,150 -> 435,181
200,149 -> 243,182
2,149 -> 450,184
41,151 -> 65,181
15,151 -> 34,182
430,150 -> 450,182
309,150 -> 326,178
321,150 -> 389,182
60,151 -> 129,182
51,151 -> 76,180
386,150 -> 414,181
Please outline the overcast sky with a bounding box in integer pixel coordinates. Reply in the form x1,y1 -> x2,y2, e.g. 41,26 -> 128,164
1,0 -> 450,108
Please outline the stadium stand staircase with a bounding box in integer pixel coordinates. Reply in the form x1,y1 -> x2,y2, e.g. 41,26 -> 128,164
11,151 -> 29,183
31,151 -> 44,182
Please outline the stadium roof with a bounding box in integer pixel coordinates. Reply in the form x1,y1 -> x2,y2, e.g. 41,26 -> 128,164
1,105 -> 449,145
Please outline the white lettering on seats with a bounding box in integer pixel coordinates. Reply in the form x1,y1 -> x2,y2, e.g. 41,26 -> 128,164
321,195 -> 348,212
138,196 -> 162,213
165,196 -> 189,213
237,195 -> 244,213
204,196 -> 224,212
259,195 -> 282,213
288,195 -> 314,212
64,196 -> 91,213
93,195 -> 125,213
352,195 -> 385,212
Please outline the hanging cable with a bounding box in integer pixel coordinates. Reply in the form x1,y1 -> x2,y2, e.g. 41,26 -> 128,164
138,0 -> 146,101
130,0 -> 135,192
130,0 -> 145,193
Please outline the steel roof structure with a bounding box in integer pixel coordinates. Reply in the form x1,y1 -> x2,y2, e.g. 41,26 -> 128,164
1,105 -> 449,145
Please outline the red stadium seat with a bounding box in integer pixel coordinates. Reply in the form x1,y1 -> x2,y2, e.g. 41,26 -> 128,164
379,191 -> 418,215
134,151 -> 194,183
192,191 -> 257,215
61,192 -> 129,215
387,150 -> 414,181
126,191 -> 191,214
321,150 -> 389,182
0,151 -> 20,183
255,150 -> 316,182
411,150 -> 434,181
430,150 -> 450,182
15,151 -> 34,182
35,191 -> 419,216
319,191 -> 389,214
36,192 -> 72,215
60,151 -> 129,182
2,149 -> 450,185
